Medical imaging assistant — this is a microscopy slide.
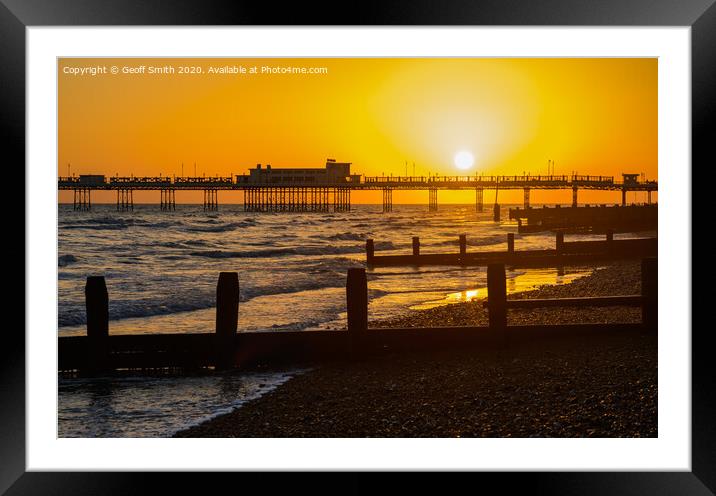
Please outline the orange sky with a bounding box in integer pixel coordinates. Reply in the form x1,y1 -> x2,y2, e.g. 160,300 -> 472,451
58,57 -> 657,204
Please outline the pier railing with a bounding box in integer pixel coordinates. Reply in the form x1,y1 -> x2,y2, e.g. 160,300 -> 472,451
110,177 -> 172,184
362,174 -> 616,185
58,174 -> 659,190
59,257 -> 656,374
174,176 -> 233,185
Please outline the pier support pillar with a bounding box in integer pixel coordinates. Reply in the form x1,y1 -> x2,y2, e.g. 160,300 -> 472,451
412,236 -> 420,257
493,203 -> 500,222
621,188 -> 627,207
648,190 -> 652,204
459,234 -> 467,256
476,187 -> 484,212
73,188 -> 91,211
215,272 -> 239,370
85,276 -> 109,373
429,188 -> 438,212
333,187 -> 351,212
487,264 -> 507,332
382,188 -> 393,213
507,233 -> 515,253
572,186 -> 578,208
116,189 -> 133,212
347,268 -> 368,353
204,189 -> 218,211
160,189 -> 176,211
641,257 -> 657,332
523,188 -> 530,209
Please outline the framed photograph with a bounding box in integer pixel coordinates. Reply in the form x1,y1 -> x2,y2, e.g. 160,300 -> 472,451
7,0 -> 710,493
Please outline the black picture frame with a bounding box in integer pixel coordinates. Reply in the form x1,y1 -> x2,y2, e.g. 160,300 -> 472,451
5,0 -> 709,493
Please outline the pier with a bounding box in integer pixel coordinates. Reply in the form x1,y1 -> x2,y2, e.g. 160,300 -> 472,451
58,259 -> 656,374
58,160 -> 657,213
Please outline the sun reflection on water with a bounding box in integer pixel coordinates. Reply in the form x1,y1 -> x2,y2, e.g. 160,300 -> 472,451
409,267 -> 593,311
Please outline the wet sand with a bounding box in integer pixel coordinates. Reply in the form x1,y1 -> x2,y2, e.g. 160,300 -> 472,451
175,261 -> 656,438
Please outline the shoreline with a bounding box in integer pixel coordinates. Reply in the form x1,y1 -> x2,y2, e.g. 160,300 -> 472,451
175,260 -> 656,438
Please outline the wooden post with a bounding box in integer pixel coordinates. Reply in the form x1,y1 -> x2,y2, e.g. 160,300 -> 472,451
215,272 -> 239,370
556,232 -> 564,253
487,264 -> 507,332
347,268 -> 368,354
459,234 -> 467,255
641,258 -> 657,332
86,276 -> 109,340
366,239 -> 375,265
85,276 -> 109,372
347,268 -> 368,334
493,203 -> 501,222
412,236 -> 420,256
507,233 -> 515,253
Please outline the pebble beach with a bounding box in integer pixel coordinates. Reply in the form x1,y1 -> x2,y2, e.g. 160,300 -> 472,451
174,261 -> 657,438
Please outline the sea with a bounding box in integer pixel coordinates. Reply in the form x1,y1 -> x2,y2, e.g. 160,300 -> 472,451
57,203 -> 646,437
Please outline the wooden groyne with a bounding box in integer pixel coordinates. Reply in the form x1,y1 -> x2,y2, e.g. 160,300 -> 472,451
366,232 -> 657,267
59,259 -> 657,375
508,204 -> 657,234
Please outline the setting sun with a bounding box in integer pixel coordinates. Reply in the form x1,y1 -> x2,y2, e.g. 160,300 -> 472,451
454,150 -> 475,171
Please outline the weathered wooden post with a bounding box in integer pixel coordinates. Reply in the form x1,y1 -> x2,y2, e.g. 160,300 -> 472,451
459,234 -> 467,256
412,236 -> 420,257
507,233 -> 515,254
215,272 -> 239,370
641,258 -> 657,332
556,231 -> 564,253
366,239 -> 375,265
606,229 -> 614,255
85,276 -> 109,373
487,264 -> 507,332
347,268 -> 368,354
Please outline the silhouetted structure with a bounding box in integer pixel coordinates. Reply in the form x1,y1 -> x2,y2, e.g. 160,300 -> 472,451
366,232 -> 656,267
509,204 -> 657,233
58,165 -> 658,213
58,261 -> 657,375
